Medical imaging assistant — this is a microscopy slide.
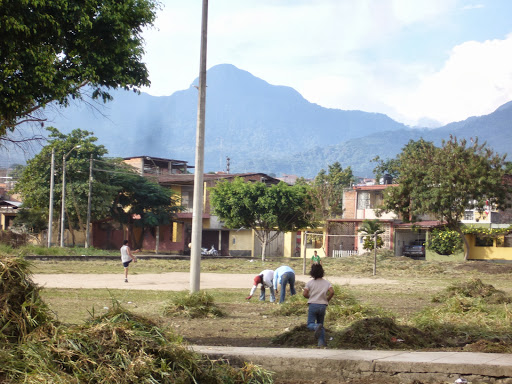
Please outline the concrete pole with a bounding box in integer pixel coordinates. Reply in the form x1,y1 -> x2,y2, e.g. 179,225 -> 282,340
190,0 -> 208,293
373,233 -> 377,276
155,226 -> 160,254
47,148 -> 55,247
302,231 -> 307,275
60,145 -> 80,247
85,155 -> 93,248
60,154 -> 67,247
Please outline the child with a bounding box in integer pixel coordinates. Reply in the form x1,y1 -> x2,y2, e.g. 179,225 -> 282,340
120,240 -> 138,282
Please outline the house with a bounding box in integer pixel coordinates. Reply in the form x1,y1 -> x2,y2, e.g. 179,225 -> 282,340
323,183 -> 437,258
91,156 -> 285,256
123,156 -> 192,176
0,199 -> 21,230
156,172 -> 282,256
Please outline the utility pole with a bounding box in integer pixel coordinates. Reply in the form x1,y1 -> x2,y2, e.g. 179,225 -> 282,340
190,0 -> 208,293
47,148 -> 55,247
302,231 -> 308,275
85,155 -> 93,248
60,145 -> 81,247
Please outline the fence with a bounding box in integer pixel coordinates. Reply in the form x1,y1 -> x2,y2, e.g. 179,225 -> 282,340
332,249 -> 358,258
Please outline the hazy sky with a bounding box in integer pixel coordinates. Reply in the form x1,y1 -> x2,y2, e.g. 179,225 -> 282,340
141,0 -> 512,127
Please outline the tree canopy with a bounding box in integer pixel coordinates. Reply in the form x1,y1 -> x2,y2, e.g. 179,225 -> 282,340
307,162 -> 355,221
209,177 -> 316,261
382,137 -> 511,259
0,0 -> 159,137
14,128 -> 179,247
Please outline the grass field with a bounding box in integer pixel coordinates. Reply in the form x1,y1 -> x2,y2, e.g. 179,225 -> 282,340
30,252 -> 512,352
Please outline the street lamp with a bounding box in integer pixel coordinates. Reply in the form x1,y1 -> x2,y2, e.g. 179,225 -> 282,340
60,145 -> 81,247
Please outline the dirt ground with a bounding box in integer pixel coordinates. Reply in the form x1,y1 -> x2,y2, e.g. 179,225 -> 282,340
32,272 -> 398,291
33,272 -> 403,348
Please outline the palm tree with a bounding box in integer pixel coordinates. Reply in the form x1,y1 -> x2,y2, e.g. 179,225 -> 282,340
358,219 -> 385,276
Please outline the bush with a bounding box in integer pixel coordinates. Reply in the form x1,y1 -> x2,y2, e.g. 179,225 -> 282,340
428,228 -> 463,255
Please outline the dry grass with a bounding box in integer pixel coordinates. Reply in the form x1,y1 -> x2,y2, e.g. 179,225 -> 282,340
0,255 -> 276,384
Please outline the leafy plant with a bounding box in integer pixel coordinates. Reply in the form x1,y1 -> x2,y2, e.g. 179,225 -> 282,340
429,228 -> 463,255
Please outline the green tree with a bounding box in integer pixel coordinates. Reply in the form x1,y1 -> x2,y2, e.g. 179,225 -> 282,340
372,156 -> 400,183
210,178 -> 316,261
0,0 -> 159,137
310,162 -> 355,220
108,168 -> 181,250
358,219 -> 385,275
382,137 -> 511,260
14,128 -> 180,247
14,128 -> 115,244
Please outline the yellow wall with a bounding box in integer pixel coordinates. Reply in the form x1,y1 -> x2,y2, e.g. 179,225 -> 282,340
299,231 -> 327,259
467,234 -> 512,261
427,234 -> 512,261
229,229 -> 253,256
170,185 -> 182,204
283,232 -> 296,258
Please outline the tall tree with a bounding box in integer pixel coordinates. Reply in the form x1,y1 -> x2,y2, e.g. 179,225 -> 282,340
382,137 -> 511,260
14,128 -> 116,244
0,0 -> 159,137
210,178 -> 316,261
108,168 -> 181,250
14,128 -> 180,247
310,162 -> 355,221
372,156 -> 401,183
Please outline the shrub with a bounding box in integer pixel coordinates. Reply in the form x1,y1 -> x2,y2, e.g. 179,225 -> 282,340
428,228 -> 463,255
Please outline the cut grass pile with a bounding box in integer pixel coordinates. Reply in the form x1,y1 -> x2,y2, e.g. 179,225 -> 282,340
0,256 -> 53,343
163,291 -> 226,319
272,279 -> 512,352
432,277 -> 511,304
0,256 -> 274,383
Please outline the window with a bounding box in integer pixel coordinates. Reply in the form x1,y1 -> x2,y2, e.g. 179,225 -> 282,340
357,192 -> 370,209
475,235 -> 493,247
463,211 -> 474,221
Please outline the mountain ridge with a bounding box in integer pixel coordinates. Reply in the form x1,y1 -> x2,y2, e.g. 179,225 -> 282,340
7,63 -> 512,178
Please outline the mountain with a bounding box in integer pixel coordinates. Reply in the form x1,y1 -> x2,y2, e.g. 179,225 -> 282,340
6,64 -> 512,178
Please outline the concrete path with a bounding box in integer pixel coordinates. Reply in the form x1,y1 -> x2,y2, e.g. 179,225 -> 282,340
32,272 -> 398,291
192,345 -> 512,383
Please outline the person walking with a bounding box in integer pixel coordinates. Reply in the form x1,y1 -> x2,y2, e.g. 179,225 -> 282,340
246,269 -> 275,302
120,240 -> 138,282
273,265 -> 296,304
303,264 -> 334,347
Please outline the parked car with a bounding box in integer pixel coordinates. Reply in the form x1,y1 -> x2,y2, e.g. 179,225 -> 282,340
403,239 -> 425,257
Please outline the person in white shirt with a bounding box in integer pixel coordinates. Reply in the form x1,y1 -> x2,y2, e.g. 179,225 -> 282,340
303,264 -> 334,347
120,240 -> 138,283
246,269 -> 275,302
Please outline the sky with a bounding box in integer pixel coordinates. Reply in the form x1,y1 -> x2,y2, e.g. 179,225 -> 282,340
141,0 -> 512,128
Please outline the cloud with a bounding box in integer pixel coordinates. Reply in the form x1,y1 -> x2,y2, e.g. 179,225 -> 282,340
388,34 -> 512,125
140,1 -> 511,127
462,4 -> 485,10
